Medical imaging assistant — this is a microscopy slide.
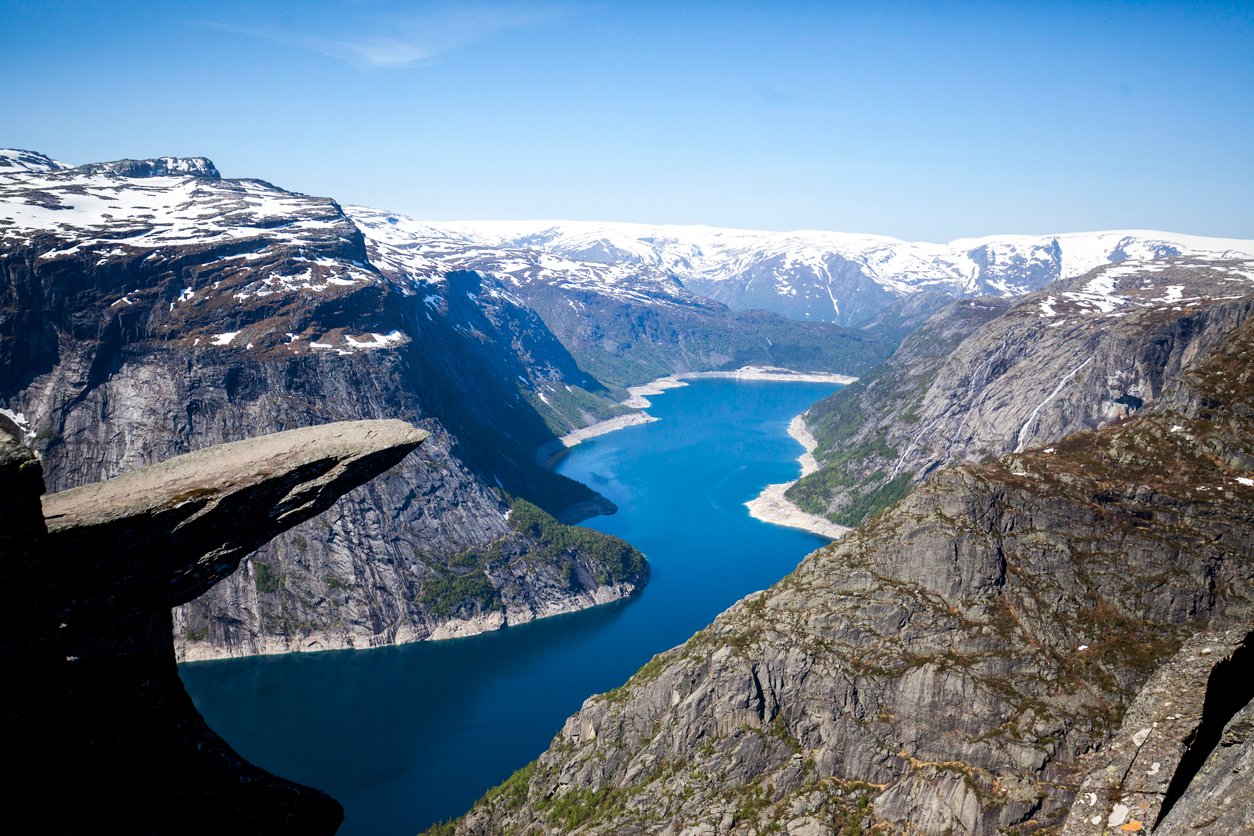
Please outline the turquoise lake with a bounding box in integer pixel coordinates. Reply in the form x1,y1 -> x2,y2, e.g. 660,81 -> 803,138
180,379 -> 842,834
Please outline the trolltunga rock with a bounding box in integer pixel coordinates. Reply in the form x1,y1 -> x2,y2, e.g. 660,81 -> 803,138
2,419 -> 426,834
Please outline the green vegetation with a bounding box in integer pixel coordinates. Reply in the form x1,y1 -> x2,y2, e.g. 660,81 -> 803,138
416,497 -> 646,619
252,562 -> 281,594
787,440 -> 915,527
538,785 -> 624,830
482,761 -> 534,812
524,381 -> 630,436
507,497 -> 647,586
419,570 -> 501,619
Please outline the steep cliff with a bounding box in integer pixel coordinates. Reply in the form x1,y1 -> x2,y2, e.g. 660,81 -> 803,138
1059,627 -> 1253,833
788,257 -> 1254,527
0,152 -> 647,660
441,299 -> 1254,834
4,420 -> 427,834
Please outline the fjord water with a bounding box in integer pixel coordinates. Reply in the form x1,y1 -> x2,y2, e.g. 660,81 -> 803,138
180,379 -> 841,834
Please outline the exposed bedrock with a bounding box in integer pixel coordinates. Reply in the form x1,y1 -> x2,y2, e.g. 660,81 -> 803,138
2,419 -> 426,834
1061,627 -> 1253,834
444,316 -> 1254,835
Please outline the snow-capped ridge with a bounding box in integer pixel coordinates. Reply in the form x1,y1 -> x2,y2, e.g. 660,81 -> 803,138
73,156 -> 221,179
0,148 -> 67,174
347,206 -> 695,307
428,220 -> 1254,325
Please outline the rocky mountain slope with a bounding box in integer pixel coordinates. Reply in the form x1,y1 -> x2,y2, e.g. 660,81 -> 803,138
0,150 -> 652,660
427,219 -> 1254,326
1059,627 -> 1252,834
441,283 -> 1254,835
788,256 -> 1254,527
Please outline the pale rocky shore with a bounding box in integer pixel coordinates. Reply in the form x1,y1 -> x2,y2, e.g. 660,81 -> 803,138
535,412 -> 659,463
176,580 -> 639,661
540,368 -> 856,540
545,366 -> 858,458
745,415 -> 852,540
626,366 -> 857,408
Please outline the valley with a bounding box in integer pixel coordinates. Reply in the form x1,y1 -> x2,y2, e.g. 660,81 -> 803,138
182,378 -> 845,834
2,149 -> 1251,835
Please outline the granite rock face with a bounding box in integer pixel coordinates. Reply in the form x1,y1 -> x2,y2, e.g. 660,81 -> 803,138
4,420 -> 427,834
43,420 -> 429,613
788,258 -> 1254,527
0,153 -> 649,660
1060,628 -> 1253,834
444,304 -> 1254,834
1155,696 -> 1254,832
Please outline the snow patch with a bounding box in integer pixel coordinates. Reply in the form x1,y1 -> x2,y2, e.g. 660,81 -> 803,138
343,330 -> 407,350
0,407 -> 32,438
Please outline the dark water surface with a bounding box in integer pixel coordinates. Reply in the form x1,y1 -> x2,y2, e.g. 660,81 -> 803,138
180,379 -> 841,834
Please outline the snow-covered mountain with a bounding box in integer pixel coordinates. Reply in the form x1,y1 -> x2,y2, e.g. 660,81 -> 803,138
346,205 -> 890,391
424,219 -> 1254,325
0,148 -> 657,662
346,206 -> 693,309
0,148 -> 887,660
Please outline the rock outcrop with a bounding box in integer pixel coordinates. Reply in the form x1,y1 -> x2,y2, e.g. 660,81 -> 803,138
4,419 -> 428,833
1061,627 -> 1253,834
440,300 -> 1254,834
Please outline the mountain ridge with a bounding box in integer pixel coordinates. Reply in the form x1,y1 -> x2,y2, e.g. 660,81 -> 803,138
788,255 -> 1254,527
426,218 -> 1254,325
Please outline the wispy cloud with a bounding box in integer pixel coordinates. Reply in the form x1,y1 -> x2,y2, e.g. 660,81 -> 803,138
198,3 -> 569,69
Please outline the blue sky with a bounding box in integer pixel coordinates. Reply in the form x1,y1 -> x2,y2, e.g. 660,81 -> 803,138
2,0 -> 1251,241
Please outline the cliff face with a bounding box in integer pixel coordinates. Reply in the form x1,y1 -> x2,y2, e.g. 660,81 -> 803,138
0,154 -> 646,660
1059,627 -> 1253,834
788,257 -> 1254,527
4,420 -> 427,834
444,304 -> 1254,833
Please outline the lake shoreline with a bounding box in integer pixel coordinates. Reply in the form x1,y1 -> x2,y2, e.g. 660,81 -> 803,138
539,366 -> 858,465
542,368 -> 856,541
744,415 -> 852,541
184,377 -> 853,836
